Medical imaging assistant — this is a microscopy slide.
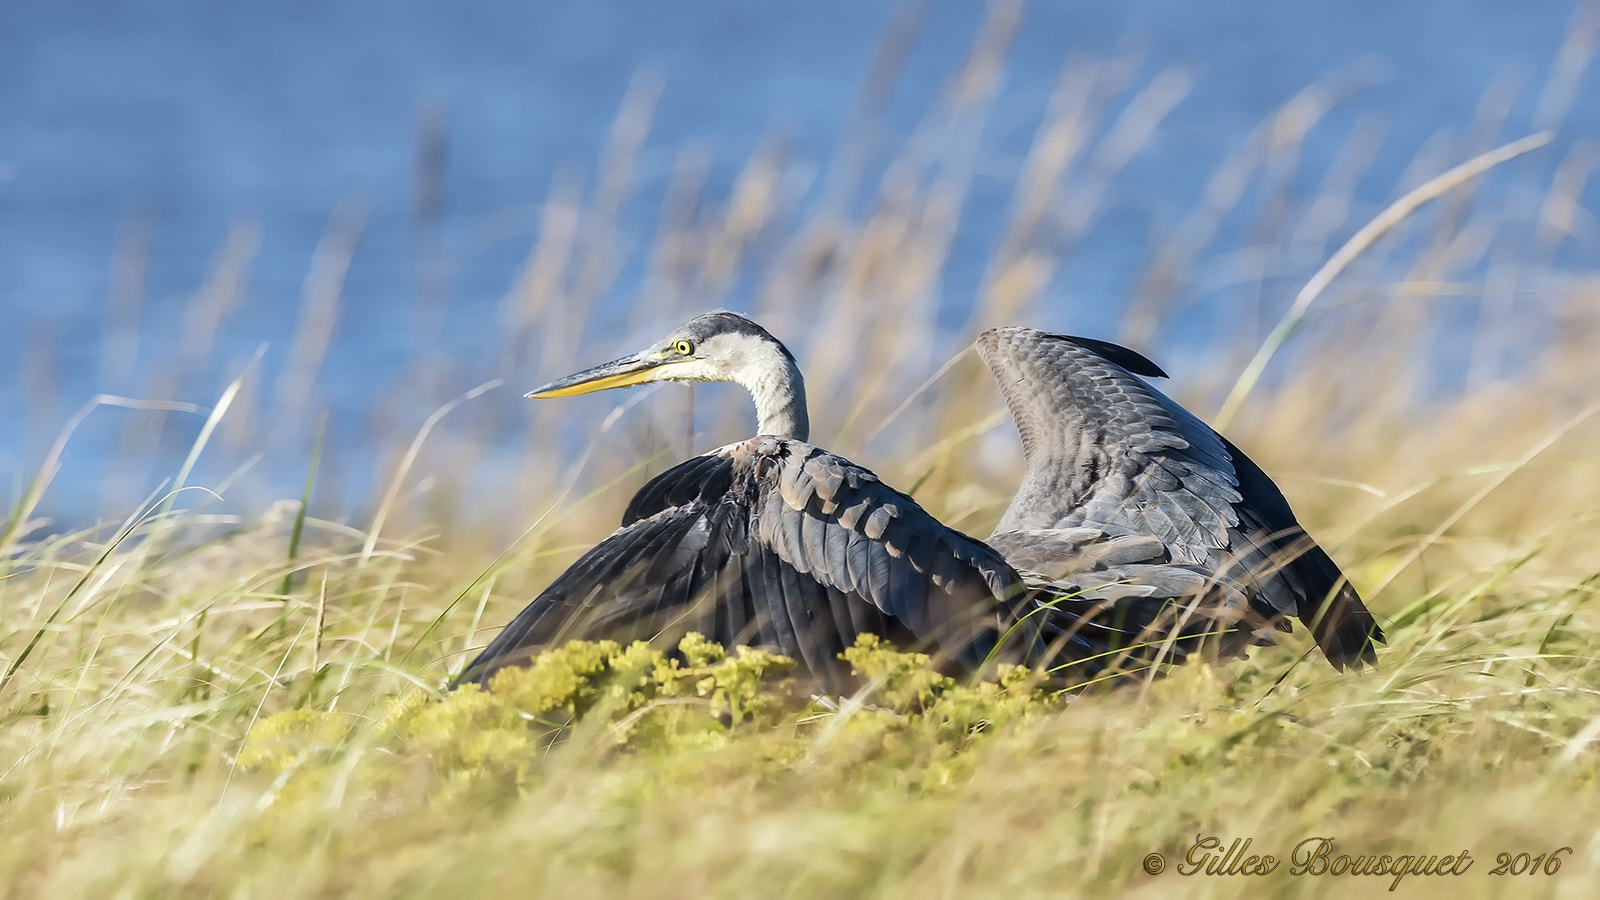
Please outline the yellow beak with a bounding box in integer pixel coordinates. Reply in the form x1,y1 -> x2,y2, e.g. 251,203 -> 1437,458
525,353 -> 669,399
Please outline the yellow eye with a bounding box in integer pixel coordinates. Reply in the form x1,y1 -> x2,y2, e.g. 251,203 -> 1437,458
674,340 -> 694,355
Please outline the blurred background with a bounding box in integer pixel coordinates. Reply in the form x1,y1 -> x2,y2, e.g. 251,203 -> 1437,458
2,0 -> 1597,540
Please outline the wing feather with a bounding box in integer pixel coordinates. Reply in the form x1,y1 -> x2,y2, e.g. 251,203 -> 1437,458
457,438 -> 1047,689
977,327 -> 1383,669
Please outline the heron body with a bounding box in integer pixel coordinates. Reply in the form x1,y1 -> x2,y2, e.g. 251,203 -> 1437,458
454,311 -> 1381,689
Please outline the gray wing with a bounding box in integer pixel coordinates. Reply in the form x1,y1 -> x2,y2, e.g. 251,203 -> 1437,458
455,437 -> 1100,691
989,527 -> 1275,675
976,327 -> 1382,670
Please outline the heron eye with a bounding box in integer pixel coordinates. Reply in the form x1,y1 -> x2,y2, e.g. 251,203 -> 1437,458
674,340 -> 694,355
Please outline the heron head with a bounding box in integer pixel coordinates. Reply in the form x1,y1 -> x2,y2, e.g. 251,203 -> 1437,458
526,310 -> 797,399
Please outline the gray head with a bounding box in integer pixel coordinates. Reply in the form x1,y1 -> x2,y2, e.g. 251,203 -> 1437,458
528,310 -> 811,440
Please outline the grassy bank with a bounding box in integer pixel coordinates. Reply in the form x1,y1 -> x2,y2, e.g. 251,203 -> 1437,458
5,19 -> 1600,897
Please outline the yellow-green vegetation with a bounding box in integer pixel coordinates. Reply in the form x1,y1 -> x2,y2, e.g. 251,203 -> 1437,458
234,635 -> 1051,813
6,22 -> 1600,897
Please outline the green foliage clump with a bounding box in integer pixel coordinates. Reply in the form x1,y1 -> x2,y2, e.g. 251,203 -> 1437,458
840,633 -> 956,708
235,707 -> 358,773
840,632 -> 1061,741
238,634 -> 807,795
233,632 -> 1072,811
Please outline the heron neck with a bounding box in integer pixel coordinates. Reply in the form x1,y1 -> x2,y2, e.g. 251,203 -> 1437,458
740,346 -> 810,441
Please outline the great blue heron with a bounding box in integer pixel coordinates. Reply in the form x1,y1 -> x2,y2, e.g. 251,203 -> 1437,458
453,311 -> 1381,689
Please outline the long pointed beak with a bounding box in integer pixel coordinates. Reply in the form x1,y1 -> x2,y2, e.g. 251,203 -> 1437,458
525,352 -> 669,399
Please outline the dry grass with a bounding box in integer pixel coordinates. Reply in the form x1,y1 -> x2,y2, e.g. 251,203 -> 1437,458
5,12 -> 1600,898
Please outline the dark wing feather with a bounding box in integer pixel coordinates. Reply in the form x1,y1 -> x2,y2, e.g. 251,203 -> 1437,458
456,437 -> 1056,690
1218,434 -> 1382,668
622,451 -> 734,524
976,327 -> 1383,670
1057,336 -> 1170,378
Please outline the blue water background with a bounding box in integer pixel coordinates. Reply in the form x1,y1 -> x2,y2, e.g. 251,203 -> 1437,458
2,1 -> 1596,531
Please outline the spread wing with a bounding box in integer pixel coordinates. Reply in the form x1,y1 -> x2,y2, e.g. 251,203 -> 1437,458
455,437 -> 1055,690
989,527 -> 1277,675
976,327 -> 1383,669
